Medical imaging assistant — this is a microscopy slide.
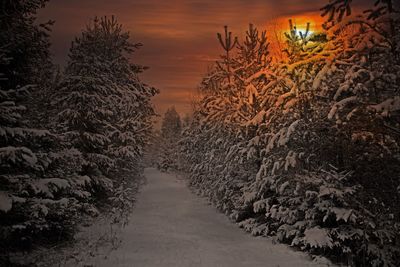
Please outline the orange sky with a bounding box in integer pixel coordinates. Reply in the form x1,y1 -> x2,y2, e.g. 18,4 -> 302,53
38,0 -> 369,121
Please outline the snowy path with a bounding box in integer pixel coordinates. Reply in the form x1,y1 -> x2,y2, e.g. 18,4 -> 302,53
95,168 -> 327,267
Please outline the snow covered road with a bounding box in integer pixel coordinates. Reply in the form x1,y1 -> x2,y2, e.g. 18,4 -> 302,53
95,168 -> 328,267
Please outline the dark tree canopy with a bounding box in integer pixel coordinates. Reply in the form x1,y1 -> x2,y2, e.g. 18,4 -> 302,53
0,0 -> 53,89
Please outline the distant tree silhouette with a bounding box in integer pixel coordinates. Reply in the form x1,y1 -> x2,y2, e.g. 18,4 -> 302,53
158,107 -> 182,171
161,107 -> 182,141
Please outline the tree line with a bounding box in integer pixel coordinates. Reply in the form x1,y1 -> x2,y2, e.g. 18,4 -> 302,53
0,0 -> 157,263
176,0 -> 400,266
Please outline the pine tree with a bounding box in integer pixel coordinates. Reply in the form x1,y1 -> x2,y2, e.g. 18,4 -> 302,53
0,5 -> 156,265
0,0 -> 53,89
235,24 -> 271,118
217,25 -> 238,85
179,0 -> 400,265
157,107 -> 182,171
0,0 -> 90,256
54,16 -> 157,187
161,107 -> 182,141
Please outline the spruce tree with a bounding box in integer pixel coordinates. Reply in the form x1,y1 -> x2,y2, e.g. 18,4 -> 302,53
0,0 -> 88,256
179,0 -> 400,265
158,107 -> 182,171
235,24 -> 271,118
0,0 -> 53,89
161,107 -> 182,141
54,16 -> 157,188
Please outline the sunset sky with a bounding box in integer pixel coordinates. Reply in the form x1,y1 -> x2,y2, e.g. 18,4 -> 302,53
38,0 -> 367,119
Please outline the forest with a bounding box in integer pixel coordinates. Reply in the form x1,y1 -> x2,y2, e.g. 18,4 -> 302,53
167,0 -> 400,266
0,0 -> 157,265
1,0 -> 400,266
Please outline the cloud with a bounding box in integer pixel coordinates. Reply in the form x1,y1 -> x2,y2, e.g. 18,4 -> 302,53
38,0 -> 370,123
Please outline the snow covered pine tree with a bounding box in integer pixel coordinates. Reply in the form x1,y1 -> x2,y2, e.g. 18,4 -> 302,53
179,0 -> 400,266
1,8 -> 157,264
54,16 -> 157,210
0,0 -> 91,261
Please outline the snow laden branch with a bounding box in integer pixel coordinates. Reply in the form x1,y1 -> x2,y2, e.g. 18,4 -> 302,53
179,1 -> 400,266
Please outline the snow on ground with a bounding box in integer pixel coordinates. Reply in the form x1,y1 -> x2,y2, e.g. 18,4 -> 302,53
88,168 -> 331,267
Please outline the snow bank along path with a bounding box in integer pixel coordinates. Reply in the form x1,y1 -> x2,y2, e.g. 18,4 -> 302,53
96,168 -> 328,267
